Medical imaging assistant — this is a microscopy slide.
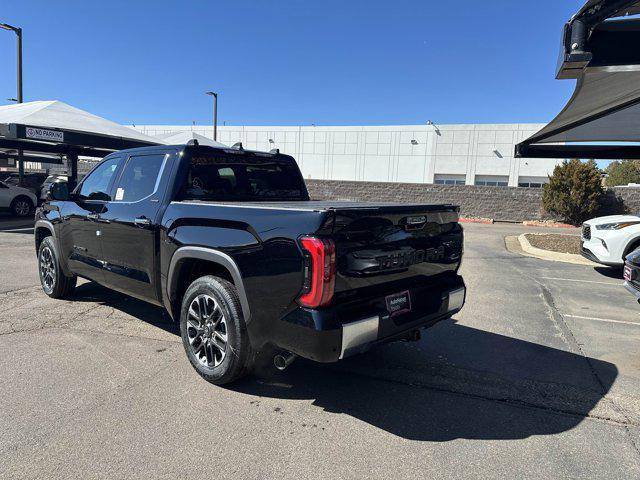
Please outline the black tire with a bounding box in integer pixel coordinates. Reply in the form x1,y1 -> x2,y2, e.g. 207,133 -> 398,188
10,196 -> 33,217
180,275 -> 252,385
38,236 -> 77,298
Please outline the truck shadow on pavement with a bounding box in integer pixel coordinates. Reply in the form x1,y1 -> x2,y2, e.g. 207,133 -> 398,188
233,320 -> 619,442
71,283 -> 618,442
72,282 -> 179,336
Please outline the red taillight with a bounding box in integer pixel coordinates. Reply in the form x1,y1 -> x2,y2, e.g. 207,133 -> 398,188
298,236 -> 336,308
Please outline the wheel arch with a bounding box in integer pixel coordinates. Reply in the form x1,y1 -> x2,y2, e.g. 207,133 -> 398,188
34,220 -> 55,253
167,247 -> 251,324
624,236 -> 640,259
12,193 -> 34,204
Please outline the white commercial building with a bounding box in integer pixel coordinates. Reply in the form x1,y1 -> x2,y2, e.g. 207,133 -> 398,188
131,123 -> 562,188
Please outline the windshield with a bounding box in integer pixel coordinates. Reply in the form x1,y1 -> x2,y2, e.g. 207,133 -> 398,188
178,153 -> 308,202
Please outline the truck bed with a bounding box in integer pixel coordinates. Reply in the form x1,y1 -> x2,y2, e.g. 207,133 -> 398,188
173,199 -> 458,213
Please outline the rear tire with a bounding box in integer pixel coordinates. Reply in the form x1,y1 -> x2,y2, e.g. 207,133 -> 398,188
10,196 -> 33,217
38,236 -> 77,298
180,275 -> 252,385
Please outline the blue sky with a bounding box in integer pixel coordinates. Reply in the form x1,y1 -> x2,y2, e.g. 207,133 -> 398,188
0,0 -> 580,127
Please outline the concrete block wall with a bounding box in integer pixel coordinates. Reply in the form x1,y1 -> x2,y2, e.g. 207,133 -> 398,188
605,188 -> 640,215
306,179 -> 546,221
307,180 -> 640,222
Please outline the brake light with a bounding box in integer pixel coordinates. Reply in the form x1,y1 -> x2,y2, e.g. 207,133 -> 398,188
298,236 -> 336,308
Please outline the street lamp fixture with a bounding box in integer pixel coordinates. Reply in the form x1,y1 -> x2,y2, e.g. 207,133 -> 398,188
205,91 -> 218,141
0,23 -> 22,103
426,120 -> 441,136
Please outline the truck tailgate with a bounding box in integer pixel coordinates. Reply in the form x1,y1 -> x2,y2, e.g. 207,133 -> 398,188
325,204 -> 463,294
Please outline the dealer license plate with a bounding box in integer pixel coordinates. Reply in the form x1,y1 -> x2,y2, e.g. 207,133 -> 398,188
386,290 -> 411,316
624,265 -> 633,282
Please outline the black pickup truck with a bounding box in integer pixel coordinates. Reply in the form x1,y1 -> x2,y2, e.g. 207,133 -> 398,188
35,143 -> 466,384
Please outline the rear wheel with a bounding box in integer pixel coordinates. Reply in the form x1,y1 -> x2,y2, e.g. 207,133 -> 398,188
10,196 -> 33,217
38,236 -> 77,298
180,275 -> 252,385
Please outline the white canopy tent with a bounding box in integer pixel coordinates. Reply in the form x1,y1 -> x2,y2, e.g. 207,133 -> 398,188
0,100 -> 161,186
153,130 -> 227,147
0,101 -> 160,144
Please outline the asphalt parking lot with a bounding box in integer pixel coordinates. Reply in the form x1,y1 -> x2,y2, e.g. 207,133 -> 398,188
0,220 -> 639,479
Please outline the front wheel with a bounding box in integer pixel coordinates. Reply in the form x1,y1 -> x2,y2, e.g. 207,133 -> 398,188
11,196 -> 33,217
38,236 -> 77,298
180,275 -> 253,385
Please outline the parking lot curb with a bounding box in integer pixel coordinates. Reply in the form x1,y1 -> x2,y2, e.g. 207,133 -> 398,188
460,217 -> 494,224
517,234 -> 599,266
522,221 -> 575,229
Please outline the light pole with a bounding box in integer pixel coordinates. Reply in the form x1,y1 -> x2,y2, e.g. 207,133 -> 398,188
1,22 -> 23,181
205,91 -> 218,141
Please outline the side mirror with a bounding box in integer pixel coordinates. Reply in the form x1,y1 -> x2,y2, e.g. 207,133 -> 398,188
47,182 -> 69,201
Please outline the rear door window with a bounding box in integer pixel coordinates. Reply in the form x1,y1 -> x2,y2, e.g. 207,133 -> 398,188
112,154 -> 166,202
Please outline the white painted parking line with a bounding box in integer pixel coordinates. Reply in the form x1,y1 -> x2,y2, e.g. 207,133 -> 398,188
540,277 -> 621,286
563,314 -> 640,326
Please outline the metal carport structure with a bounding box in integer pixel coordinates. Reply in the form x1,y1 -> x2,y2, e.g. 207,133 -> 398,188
516,0 -> 640,160
0,100 -> 161,189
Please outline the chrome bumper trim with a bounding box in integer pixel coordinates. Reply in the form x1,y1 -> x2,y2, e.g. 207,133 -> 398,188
339,315 -> 379,359
624,281 -> 640,300
448,287 -> 466,311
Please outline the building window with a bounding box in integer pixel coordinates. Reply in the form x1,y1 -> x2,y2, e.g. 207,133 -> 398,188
518,182 -> 543,188
517,176 -> 548,188
474,175 -> 509,187
434,174 -> 466,186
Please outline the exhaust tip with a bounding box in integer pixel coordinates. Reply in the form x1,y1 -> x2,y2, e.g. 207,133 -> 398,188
274,352 -> 297,371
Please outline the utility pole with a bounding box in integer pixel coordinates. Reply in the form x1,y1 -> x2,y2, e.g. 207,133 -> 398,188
1,23 -> 23,181
205,91 -> 218,141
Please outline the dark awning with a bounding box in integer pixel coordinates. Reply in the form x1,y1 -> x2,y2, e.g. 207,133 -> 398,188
516,0 -> 640,159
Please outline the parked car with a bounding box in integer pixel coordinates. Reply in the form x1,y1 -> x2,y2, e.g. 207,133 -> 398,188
0,180 -> 38,217
623,249 -> 640,302
581,215 -> 640,266
2,172 -> 49,198
34,143 -> 466,385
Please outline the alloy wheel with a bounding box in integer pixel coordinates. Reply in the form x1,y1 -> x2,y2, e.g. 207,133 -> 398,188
186,294 -> 228,367
39,246 -> 56,293
14,200 -> 30,217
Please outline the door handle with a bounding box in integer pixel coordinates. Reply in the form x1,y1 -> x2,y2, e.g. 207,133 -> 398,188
134,216 -> 152,226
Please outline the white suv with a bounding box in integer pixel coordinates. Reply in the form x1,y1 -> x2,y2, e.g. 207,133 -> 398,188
581,215 -> 640,266
0,180 -> 37,217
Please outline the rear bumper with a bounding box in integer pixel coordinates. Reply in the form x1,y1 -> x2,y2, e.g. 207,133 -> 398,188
338,286 -> 465,359
624,261 -> 640,301
273,278 -> 466,363
624,281 -> 640,301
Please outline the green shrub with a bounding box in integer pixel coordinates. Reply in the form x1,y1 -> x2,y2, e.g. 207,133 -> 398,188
542,159 -> 603,225
605,160 -> 640,186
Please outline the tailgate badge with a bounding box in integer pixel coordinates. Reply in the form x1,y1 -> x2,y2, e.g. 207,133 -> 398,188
404,216 -> 427,231
407,216 -> 426,224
